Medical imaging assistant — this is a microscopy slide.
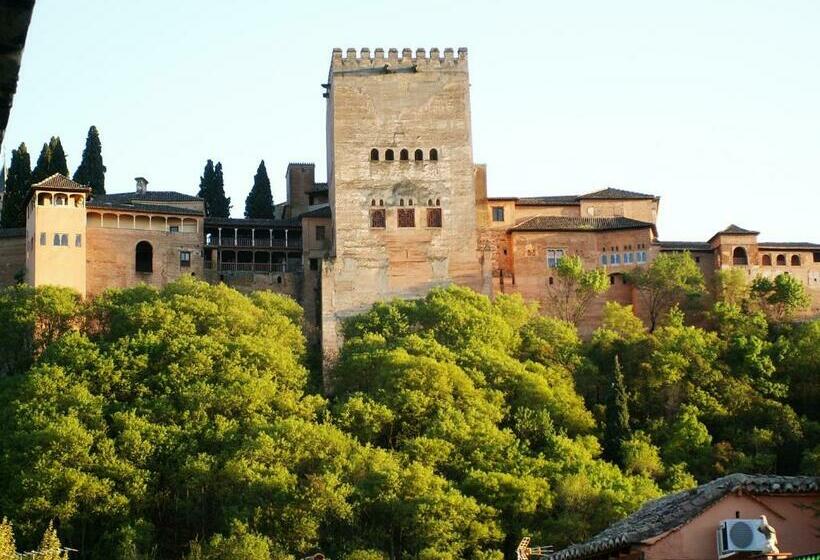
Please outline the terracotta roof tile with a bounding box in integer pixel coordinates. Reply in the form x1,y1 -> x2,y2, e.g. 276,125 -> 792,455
510,216 -> 654,232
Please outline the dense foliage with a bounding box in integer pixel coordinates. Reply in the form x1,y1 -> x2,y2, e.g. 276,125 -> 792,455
32,137 -> 69,184
0,143 -> 32,228
72,126 -> 107,195
0,270 -> 816,559
245,160 -> 275,219
197,160 -> 231,218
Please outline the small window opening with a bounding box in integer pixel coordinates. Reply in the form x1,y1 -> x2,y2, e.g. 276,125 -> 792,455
762,254 -> 772,266
180,251 -> 191,267
435,198 -> 440,206
776,254 -> 786,266
371,199 -> 376,206
370,149 -> 379,161
370,209 -> 386,228
136,241 -> 153,273
429,148 -> 438,161
414,149 -> 423,161
399,198 -> 404,206
400,149 -> 409,161
426,208 -> 442,227
398,208 -> 415,228
385,149 -> 394,161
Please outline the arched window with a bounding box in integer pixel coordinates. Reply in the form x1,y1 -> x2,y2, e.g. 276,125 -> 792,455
385,149 -> 394,161
776,254 -> 786,266
427,198 -> 433,206
408,199 -> 413,206
370,148 -> 379,161
435,198 -> 440,206
791,255 -> 801,266
136,241 -> 153,273
379,199 -> 384,206
399,198 -> 404,206
400,149 -> 409,161
761,254 -> 772,266
371,199 -> 376,206
429,148 -> 438,161
54,194 -> 67,206
414,149 -> 423,161
732,247 -> 748,265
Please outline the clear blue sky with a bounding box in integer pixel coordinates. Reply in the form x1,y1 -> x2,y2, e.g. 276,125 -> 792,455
4,0 -> 819,241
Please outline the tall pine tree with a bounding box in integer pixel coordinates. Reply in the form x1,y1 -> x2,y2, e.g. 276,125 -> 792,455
73,126 -> 106,194
212,162 -> 231,217
244,160 -> 274,219
31,142 -> 51,184
48,137 -> 68,176
0,143 -> 32,228
197,159 -> 230,218
37,521 -> 67,560
603,355 -> 631,466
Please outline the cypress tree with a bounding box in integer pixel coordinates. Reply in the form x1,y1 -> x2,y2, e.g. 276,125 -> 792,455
47,136 -> 68,176
0,143 -> 32,228
0,517 -> 17,559
244,160 -> 274,219
197,159 -> 231,218
603,355 -> 631,466
37,521 -> 67,560
72,125 -> 106,194
212,162 -> 231,217
31,142 -> 51,184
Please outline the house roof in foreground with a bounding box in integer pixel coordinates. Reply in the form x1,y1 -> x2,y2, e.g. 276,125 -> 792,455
551,474 -> 820,560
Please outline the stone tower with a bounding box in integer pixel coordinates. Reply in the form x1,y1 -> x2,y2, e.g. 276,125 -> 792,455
321,47 -> 486,364
25,174 -> 90,296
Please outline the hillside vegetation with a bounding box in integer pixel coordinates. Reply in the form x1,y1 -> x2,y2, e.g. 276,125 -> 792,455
0,272 -> 816,559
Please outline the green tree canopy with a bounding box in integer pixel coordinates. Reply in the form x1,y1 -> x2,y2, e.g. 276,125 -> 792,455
197,160 -> 231,217
72,125 -> 106,195
626,252 -> 705,331
0,143 -> 32,228
751,274 -> 810,321
546,255 -> 609,325
244,160 -> 274,219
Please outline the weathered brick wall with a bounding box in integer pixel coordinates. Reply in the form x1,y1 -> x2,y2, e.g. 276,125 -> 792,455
322,48 -> 485,357
0,235 -> 26,286
86,227 -> 202,295
504,228 -> 656,334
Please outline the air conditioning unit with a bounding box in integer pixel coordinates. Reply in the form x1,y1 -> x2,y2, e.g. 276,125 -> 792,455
717,519 -> 768,558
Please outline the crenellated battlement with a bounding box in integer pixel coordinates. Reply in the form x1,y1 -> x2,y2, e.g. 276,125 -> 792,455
330,47 -> 468,73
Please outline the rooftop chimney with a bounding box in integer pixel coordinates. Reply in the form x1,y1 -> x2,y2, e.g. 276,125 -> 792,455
135,176 -> 148,195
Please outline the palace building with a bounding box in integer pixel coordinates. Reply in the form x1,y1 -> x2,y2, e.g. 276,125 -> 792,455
1,48 -> 818,359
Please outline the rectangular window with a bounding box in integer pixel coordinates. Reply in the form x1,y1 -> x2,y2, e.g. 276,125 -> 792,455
315,225 -> 326,241
547,249 -> 565,268
426,208 -> 442,227
53,233 -> 61,246
180,251 -> 191,267
492,206 -> 505,222
169,225 -> 180,233
309,258 -> 319,271
813,252 -> 820,263
600,254 -> 607,266
75,234 -> 82,247
370,209 -> 386,228
61,234 -> 69,246
40,232 -> 46,246
398,208 -> 415,228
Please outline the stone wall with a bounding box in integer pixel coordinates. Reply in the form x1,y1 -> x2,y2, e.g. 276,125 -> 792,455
86,226 -> 202,295
0,234 -> 26,286
322,48 -> 485,358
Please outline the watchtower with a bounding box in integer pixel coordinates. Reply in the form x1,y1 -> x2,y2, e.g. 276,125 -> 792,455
25,174 -> 91,296
321,47 -> 486,363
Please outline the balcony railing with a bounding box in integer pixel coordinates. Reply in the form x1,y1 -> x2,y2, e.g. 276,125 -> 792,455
206,262 -> 302,274
205,237 -> 302,249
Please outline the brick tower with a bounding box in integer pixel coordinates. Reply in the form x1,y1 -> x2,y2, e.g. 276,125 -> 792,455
321,47 -> 487,368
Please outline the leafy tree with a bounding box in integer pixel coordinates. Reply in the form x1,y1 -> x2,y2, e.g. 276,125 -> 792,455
0,143 -> 32,228
603,356 -> 630,466
621,431 -> 663,478
197,160 -> 231,217
0,518 -> 17,560
31,142 -> 51,184
47,137 -> 69,177
73,126 -> 106,195
751,274 -> 810,321
244,160 -> 274,219
38,522 -> 67,560
714,268 -> 749,306
185,522 -> 284,560
545,255 -> 608,325
30,137 -> 69,183
627,252 -> 705,331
